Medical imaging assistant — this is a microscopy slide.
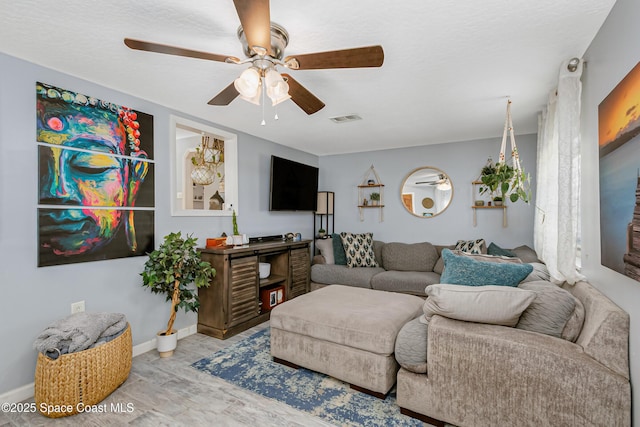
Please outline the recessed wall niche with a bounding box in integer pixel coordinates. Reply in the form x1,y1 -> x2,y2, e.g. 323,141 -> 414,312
170,115 -> 238,217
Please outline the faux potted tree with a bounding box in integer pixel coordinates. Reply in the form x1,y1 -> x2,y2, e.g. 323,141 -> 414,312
479,161 -> 531,204
141,232 -> 215,357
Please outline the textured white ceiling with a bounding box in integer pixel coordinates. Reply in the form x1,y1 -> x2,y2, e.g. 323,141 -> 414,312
0,0 -> 615,155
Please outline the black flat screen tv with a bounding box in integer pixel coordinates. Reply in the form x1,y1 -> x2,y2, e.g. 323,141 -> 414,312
269,155 -> 319,211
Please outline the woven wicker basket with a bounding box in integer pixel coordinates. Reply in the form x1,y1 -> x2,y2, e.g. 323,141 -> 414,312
34,323 -> 132,418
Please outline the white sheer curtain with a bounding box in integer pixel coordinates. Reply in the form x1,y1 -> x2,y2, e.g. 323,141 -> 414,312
534,58 -> 585,284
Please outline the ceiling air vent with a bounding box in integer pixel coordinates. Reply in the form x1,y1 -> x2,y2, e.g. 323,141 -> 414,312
329,114 -> 362,124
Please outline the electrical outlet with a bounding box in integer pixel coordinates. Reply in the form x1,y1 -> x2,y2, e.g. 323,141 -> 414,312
71,301 -> 85,314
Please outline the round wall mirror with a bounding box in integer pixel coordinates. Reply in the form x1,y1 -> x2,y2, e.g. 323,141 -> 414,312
401,166 -> 454,218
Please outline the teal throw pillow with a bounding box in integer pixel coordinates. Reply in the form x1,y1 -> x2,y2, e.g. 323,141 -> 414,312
332,233 -> 347,265
440,249 -> 533,287
487,242 -> 517,258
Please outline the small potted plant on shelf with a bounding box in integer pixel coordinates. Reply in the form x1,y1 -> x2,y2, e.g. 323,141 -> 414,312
141,232 -> 215,357
231,209 -> 244,246
370,192 -> 381,206
318,228 -> 326,238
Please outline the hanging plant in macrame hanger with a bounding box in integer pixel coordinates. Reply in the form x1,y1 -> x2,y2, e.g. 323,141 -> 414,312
479,99 -> 531,204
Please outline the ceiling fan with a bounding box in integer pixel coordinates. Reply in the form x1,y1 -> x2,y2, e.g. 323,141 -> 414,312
124,0 -> 384,115
415,174 -> 449,185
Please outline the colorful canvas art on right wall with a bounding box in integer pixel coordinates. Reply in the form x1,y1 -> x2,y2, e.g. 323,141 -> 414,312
599,61 -> 640,281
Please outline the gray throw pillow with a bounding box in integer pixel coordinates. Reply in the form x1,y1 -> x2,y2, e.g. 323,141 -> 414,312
395,316 -> 428,374
561,295 -> 585,342
516,281 -> 577,338
511,245 -> 541,263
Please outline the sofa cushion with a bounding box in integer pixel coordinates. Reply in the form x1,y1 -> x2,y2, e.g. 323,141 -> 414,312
561,293 -> 585,342
371,271 -> 441,295
421,284 -> 537,326
381,242 -> 438,272
454,238 -> 487,254
310,264 -> 383,288
372,240 -> 385,268
332,233 -> 347,265
315,238 -> 335,264
511,244 -> 541,263
516,281 -> 577,338
433,244 -> 455,274
340,232 -> 379,268
395,316 -> 429,374
440,249 -> 533,287
487,242 -> 517,257
520,262 -> 551,283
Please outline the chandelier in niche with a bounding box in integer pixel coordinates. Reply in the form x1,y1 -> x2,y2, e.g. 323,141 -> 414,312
191,135 -> 224,186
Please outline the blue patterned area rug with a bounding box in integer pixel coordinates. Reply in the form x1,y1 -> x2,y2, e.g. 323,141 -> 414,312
192,328 -> 422,426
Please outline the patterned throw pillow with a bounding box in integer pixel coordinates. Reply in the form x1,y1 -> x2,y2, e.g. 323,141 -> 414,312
454,239 -> 486,254
339,232 -> 379,268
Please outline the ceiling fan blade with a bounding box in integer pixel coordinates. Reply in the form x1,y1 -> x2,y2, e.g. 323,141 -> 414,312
233,0 -> 272,56
124,38 -> 240,63
281,74 -> 325,115
208,82 -> 239,105
284,45 -> 384,70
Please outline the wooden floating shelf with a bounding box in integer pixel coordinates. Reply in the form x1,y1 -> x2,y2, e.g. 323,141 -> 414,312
471,206 -> 507,209
358,205 -> 385,208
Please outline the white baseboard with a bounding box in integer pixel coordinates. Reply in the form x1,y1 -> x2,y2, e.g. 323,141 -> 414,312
0,324 -> 198,404
0,383 -> 34,405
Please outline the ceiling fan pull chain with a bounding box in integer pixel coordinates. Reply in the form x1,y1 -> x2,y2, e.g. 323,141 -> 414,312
261,77 -> 266,126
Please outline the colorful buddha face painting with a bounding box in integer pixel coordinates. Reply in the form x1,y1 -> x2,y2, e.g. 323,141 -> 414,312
36,82 -> 155,267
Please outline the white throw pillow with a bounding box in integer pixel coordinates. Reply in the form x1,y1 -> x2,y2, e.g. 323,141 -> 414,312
315,238 -> 335,264
421,284 -> 536,327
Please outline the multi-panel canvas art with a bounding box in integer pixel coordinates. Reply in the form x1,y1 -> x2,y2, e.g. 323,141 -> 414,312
36,82 -> 155,267
599,62 -> 640,281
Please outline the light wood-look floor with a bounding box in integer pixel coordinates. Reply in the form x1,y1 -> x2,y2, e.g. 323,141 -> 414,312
1,321 -> 431,426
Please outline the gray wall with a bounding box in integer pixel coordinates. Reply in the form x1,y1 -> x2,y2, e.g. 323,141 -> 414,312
580,0 -> 640,423
0,52 -> 317,395
318,134 -> 538,248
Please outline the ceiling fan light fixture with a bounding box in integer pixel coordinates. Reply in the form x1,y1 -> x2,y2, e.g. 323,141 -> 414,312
270,92 -> 291,106
239,83 -> 262,105
264,68 -> 290,105
234,67 -> 261,97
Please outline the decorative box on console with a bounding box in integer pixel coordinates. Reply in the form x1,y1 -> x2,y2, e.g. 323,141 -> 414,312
260,285 -> 285,312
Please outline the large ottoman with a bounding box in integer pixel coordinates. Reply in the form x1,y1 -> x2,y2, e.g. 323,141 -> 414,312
270,285 -> 424,397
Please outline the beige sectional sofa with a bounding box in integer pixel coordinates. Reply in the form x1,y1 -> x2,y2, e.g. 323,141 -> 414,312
396,280 -> 631,427
307,236 -> 630,425
311,237 -> 540,296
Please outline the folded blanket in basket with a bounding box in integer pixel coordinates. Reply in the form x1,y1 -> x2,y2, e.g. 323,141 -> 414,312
34,312 -> 127,359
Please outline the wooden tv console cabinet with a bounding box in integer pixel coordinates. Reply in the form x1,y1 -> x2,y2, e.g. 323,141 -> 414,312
197,239 -> 311,339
